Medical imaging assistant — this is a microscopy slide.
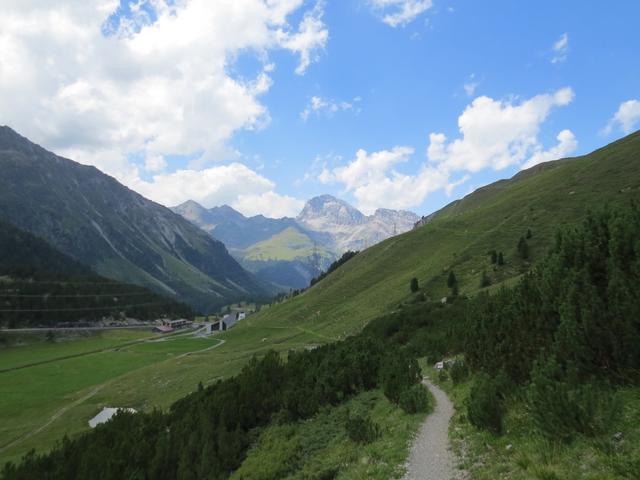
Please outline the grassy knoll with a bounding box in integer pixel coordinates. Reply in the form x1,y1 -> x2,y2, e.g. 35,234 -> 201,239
243,227 -> 333,262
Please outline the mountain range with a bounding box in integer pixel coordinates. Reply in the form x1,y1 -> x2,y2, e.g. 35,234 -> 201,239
172,195 -> 419,289
0,126 -> 269,313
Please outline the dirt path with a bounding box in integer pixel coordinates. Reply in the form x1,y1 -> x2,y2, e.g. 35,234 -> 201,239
403,379 -> 467,480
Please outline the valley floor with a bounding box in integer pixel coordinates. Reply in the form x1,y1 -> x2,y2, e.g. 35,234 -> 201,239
0,321 -> 334,466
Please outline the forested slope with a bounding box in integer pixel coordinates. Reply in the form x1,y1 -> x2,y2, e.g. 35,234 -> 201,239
0,220 -> 193,326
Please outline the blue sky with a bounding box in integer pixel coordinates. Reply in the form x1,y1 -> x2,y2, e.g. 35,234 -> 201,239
2,1 -> 639,218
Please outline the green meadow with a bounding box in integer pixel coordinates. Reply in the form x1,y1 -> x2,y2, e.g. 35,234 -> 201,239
0,322 -> 330,466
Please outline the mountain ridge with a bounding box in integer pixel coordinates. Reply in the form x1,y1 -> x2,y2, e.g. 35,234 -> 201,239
172,195 -> 418,289
0,126 -> 269,313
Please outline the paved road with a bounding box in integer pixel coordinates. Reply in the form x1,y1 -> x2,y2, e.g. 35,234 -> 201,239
403,379 -> 467,480
1,325 -> 153,332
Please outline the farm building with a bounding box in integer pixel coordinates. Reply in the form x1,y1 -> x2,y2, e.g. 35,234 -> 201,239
203,313 -> 242,334
88,407 -> 137,428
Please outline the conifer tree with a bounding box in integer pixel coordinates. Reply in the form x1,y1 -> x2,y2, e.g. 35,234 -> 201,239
447,270 -> 457,288
517,237 -> 529,259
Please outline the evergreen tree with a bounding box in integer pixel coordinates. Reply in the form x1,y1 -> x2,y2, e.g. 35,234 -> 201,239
526,228 -> 533,239
488,250 -> 497,264
497,252 -> 505,265
480,270 -> 491,288
447,271 -> 457,288
410,277 -> 419,293
517,237 -> 529,260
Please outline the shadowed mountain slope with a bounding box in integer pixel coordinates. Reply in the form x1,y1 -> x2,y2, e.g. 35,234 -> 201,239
0,127 -> 269,313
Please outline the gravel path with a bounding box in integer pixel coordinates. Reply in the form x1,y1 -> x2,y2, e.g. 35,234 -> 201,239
403,379 -> 467,480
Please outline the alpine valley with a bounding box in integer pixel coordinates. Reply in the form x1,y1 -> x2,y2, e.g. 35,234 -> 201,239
172,195 -> 419,290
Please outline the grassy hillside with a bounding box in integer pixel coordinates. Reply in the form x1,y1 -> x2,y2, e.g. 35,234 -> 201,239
248,131 -> 640,337
243,227 -> 334,262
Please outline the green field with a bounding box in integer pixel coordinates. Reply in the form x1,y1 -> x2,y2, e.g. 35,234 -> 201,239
0,323 -> 329,466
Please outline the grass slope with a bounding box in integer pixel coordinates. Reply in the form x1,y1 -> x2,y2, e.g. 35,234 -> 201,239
248,131 -> 640,338
243,227 -> 333,262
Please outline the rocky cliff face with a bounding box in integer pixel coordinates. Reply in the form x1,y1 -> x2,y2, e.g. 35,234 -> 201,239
297,196 -> 419,252
0,126 -> 269,312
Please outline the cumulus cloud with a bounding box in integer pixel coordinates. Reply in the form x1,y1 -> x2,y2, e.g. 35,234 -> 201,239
551,32 -> 569,64
603,99 -> 640,135
0,0 -> 325,217
368,0 -> 434,27
319,146 -> 448,214
521,129 -> 577,169
131,163 -> 303,217
277,2 -> 328,75
427,87 -> 576,172
320,88 -> 576,212
300,95 -> 360,121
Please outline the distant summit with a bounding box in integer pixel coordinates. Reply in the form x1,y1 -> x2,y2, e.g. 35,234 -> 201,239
297,195 -> 366,227
296,195 -> 419,252
173,195 -> 419,289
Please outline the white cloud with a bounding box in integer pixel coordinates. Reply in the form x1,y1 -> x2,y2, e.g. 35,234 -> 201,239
551,32 -> 569,64
318,88 -> 577,212
464,82 -> 478,97
276,2 -> 328,75
0,0 -> 326,217
521,129 -> 577,169
368,0 -> 434,27
427,87 -> 576,172
463,74 -> 479,97
603,99 -> 640,135
131,163 -> 303,217
319,146 -> 449,214
144,154 -> 168,172
300,95 -> 359,120
233,191 -> 305,218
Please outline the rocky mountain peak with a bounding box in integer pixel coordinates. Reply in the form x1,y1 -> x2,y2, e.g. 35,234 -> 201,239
297,195 -> 365,227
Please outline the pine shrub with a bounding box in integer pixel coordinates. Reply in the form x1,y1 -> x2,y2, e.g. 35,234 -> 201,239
528,358 -> 621,442
449,360 -> 469,385
466,374 -> 506,434
399,384 -> 431,414
345,413 -> 381,443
